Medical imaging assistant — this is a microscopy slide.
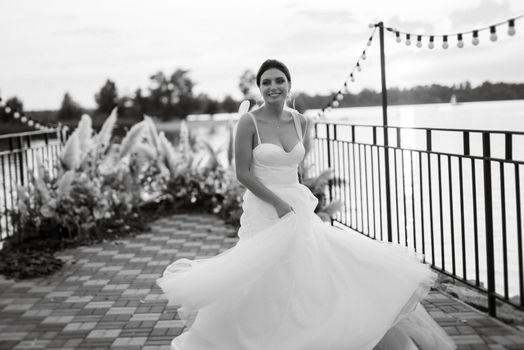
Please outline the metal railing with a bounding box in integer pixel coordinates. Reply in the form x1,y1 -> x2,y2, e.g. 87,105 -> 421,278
308,120 -> 524,317
0,130 -> 65,241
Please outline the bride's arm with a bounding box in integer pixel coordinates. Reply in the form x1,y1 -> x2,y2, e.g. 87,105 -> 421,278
235,114 -> 293,217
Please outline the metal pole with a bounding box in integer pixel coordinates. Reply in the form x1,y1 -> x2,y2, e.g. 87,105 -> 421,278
482,132 -> 496,316
379,22 -> 393,243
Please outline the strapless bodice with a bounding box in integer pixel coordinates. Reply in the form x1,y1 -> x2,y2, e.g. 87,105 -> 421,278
251,142 -> 305,185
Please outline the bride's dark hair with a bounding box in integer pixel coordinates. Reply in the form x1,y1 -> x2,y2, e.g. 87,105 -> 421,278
256,59 -> 291,87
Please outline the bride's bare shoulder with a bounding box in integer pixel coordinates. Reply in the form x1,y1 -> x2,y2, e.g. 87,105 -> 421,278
236,113 -> 256,134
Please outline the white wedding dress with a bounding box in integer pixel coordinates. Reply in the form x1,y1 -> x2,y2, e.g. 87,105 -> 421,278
157,111 -> 456,350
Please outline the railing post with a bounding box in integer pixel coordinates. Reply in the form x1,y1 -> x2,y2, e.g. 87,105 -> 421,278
379,22 -> 393,243
326,124 -> 333,203
18,136 -> 25,186
482,132 -> 496,317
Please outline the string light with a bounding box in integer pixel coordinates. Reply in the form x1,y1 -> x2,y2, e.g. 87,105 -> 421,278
508,19 -> 516,35
320,15 -> 523,117
321,26 -> 377,112
343,82 -> 350,94
0,95 -> 58,131
472,30 -> 479,45
457,33 -> 464,48
428,36 -> 435,49
386,14 -> 523,50
490,26 -> 498,41
442,35 -> 449,49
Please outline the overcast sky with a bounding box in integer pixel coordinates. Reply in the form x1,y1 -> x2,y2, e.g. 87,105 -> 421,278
1,0 -> 524,110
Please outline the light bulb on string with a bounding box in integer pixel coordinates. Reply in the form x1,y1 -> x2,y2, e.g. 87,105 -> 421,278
326,106 -> 332,112
336,92 -> 344,101
13,111 -> 20,119
332,100 -> 339,108
361,51 -> 367,60
356,62 -> 362,72
405,33 -> 411,46
367,36 -> 373,46
457,33 -> 464,48
472,30 -> 479,45
442,35 -> 449,49
490,26 -> 497,41
508,19 -> 516,36
5,106 -> 11,114
416,35 -> 422,48
368,23 -> 375,29
428,36 -> 434,49
21,116 -> 27,123
28,120 -> 34,127
395,31 -> 401,43
350,73 -> 355,83
343,83 -> 350,94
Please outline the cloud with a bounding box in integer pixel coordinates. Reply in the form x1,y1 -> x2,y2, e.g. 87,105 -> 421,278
55,25 -> 116,37
386,15 -> 436,34
294,9 -> 355,24
450,0 -> 512,28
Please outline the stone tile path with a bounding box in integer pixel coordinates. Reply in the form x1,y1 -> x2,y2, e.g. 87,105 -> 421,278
0,213 -> 523,349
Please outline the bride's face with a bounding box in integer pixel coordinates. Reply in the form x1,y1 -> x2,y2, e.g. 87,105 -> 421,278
259,68 -> 290,105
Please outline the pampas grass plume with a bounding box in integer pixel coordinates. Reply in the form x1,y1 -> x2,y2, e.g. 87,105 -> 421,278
96,108 -> 117,151
60,132 -> 81,170
119,121 -> 147,159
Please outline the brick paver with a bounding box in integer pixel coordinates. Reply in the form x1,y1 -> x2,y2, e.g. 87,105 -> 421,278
0,212 -> 523,349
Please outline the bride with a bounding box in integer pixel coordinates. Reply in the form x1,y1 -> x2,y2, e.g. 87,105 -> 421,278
157,59 -> 456,350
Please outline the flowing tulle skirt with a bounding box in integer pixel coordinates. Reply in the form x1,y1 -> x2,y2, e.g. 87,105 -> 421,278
157,183 -> 455,350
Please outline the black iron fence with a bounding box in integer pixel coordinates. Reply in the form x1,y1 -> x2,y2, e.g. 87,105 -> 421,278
0,130 -> 65,241
308,120 -> 524,317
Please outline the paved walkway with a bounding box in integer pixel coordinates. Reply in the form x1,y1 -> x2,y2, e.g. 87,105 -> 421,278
0,213 -> 523,350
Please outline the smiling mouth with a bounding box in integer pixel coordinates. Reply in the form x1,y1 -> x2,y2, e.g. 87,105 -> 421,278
268,92 -> 282,97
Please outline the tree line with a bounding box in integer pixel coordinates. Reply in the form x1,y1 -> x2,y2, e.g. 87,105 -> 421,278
2,67 -> 524,130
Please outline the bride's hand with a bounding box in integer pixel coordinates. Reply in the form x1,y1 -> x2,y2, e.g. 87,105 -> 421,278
275,201 -> 295,218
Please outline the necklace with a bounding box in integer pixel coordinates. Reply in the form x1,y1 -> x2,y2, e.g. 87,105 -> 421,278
273,115 -> 285,129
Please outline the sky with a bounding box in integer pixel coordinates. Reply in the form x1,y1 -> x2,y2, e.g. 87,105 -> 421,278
1,0 -> 524,110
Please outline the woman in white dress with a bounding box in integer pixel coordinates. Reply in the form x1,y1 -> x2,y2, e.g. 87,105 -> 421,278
157,59 -> 456,350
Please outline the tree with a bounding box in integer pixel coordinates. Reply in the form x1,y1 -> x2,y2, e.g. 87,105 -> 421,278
95,79 -> 119,113
146,69 -> 198,120
57,92 -> 83,120
5,96 -> 24,112
238,69 -> 257,106
220,95 -> 238,113
196,94 -> 219,115
0,96 -> 24,122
